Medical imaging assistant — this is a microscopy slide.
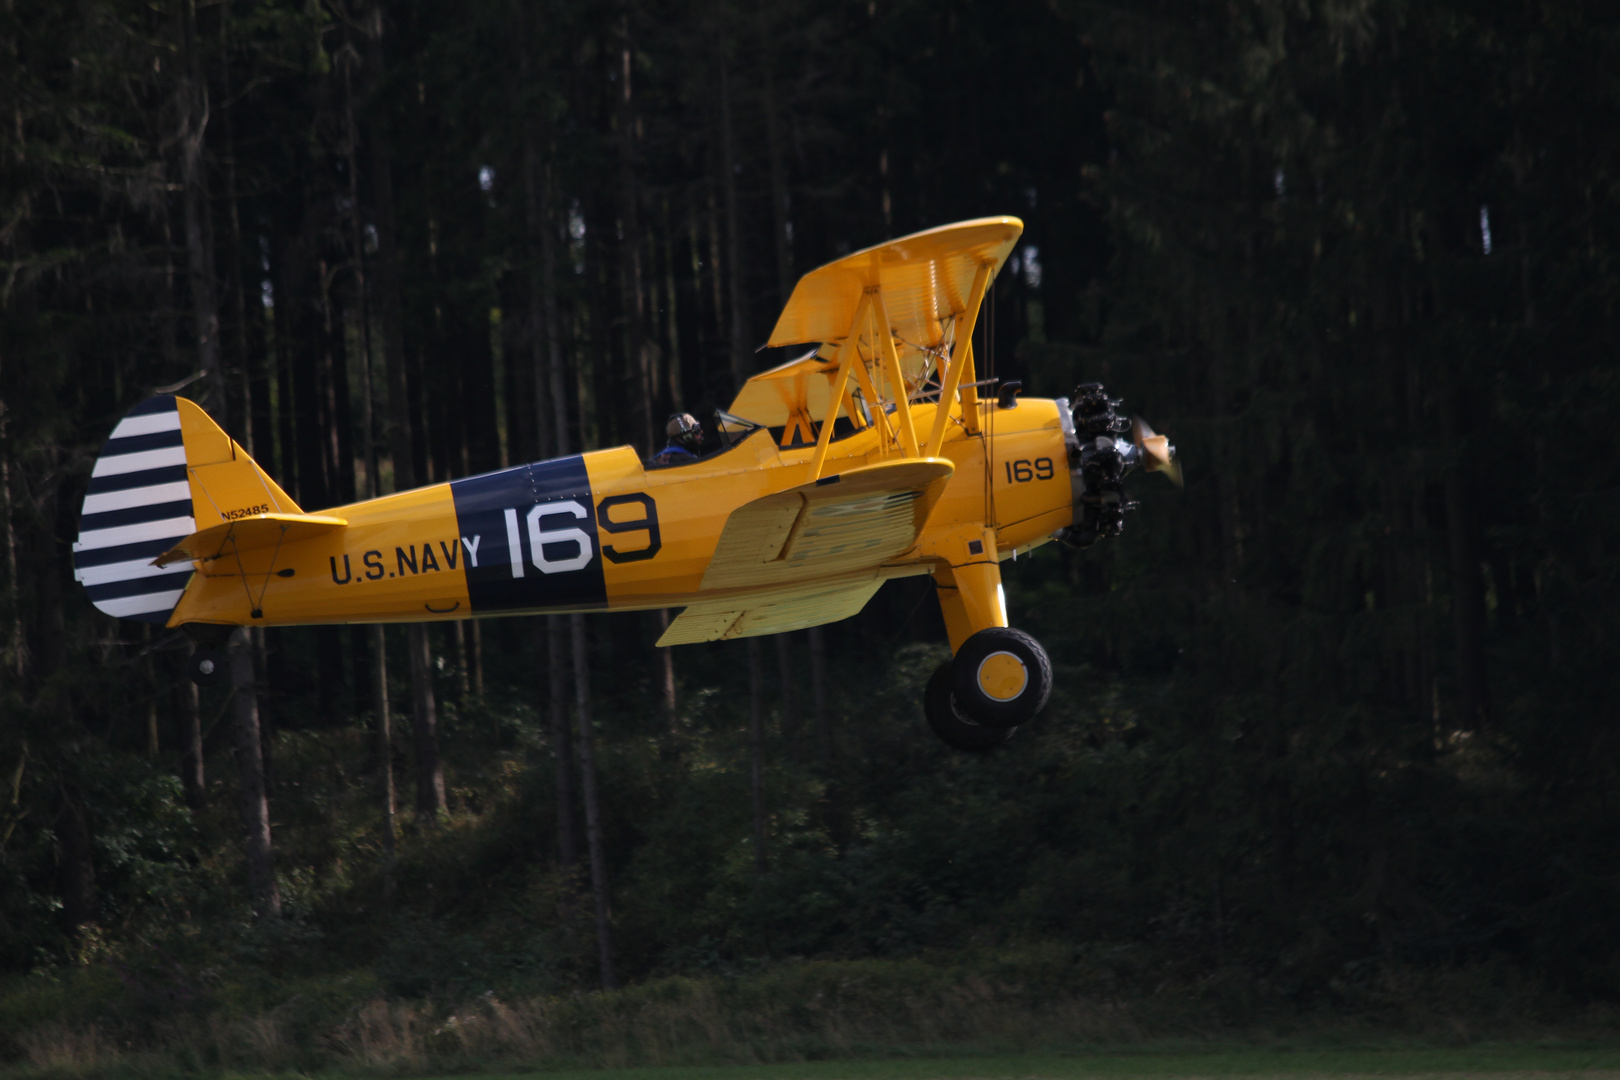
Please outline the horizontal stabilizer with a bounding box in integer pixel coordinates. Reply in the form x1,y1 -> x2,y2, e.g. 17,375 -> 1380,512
156,513 -> 347,568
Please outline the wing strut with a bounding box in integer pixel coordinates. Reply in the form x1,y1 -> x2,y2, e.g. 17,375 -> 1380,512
808,289 -> 872,480
869,287 -> 921,458
925,262 -> 991,455
785,220 -> 1016,479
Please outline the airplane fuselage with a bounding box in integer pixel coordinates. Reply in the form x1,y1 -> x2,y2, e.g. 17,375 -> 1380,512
168,398 -> 1074,628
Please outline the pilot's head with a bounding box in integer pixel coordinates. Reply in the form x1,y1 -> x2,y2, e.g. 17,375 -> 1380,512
667,412 -> 704,452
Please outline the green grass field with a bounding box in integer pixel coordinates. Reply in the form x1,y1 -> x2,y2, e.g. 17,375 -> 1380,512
424,1045 -> 1620,1080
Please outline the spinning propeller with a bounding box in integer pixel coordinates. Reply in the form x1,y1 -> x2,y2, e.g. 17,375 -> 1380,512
1131,416 -> 1183,487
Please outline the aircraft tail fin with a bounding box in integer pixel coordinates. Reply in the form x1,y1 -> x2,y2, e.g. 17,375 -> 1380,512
73,395 -> 300,625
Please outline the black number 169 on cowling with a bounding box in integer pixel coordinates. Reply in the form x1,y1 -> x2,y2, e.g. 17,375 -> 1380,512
1004,458 -> 1055,483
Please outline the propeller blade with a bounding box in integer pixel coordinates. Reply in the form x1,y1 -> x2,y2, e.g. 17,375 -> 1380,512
1132,416 -> 1183,487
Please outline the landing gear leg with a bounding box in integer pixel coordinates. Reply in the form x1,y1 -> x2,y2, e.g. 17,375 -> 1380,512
930,527 -> 1007,654
924,528 -> 1054,751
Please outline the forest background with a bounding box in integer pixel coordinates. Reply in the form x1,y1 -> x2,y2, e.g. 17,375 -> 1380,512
2,0 -> 1619,1068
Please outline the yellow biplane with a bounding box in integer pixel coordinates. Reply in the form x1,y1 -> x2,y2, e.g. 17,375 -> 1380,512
74,217 -> 1176,751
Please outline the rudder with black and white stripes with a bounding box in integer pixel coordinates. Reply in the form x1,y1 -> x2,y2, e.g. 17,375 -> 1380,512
73,396 -> 197,624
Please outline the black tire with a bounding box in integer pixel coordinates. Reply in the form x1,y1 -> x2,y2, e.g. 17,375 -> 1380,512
925,661 -> 1016,753
188,647 -> 226,687
950,627 -> 1052,728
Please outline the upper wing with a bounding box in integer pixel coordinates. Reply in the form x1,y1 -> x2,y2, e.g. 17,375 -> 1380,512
725,219 -> 1023,441
764,217 -> 1022,352
699,457 -> 953,591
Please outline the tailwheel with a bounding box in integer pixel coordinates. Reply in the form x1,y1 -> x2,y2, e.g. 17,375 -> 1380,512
951,627 -> 1052,729
925,662 -> 1016,753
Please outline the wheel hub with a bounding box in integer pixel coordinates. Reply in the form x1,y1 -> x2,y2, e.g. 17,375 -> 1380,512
976,651 -> 1028,701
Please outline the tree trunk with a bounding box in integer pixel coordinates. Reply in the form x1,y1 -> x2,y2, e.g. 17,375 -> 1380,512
341,44 -> 372,488
245,253 -> 274,471
410,625 -> 446,818
357,2 -> 442,801
775,633 -> 799,763
268,224 -> 298,490
718,51 -> 747,391
749,637 -> 766,878
371,624 -> 396,897
452,619 -> 470,699
324,273 -> 355,499
1443,395 -> 1491,732
179,646 -> 204,810
658,196 -> 683,414
809,625 -> 830,763
520,65 -> 551,459
704,174 -> 726,367
144,631 -> 160,758
756,0 -> 792,302
317,623 -> 345,728
54,786 -> 96,936
459,301 -> 502,475
1,377 -> 20,680
362,3 -> 411,494
541,165 -> 567,459
253,627 -> 275,800
230,627 -> 280,918
581,185 -> 613,450
177,0 -> 223,415
290,264 -> 328,511
659,611 -> 677,732
521,94 -> 581,876
341,32 -> 397,882
217,0 -> 254,443
618,20 -> 654,452
572,612 -> 615,988
758,43 -> 800,763
181,3 -> 273,917
501,289 -> 530,463
548,614 -> 576,867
